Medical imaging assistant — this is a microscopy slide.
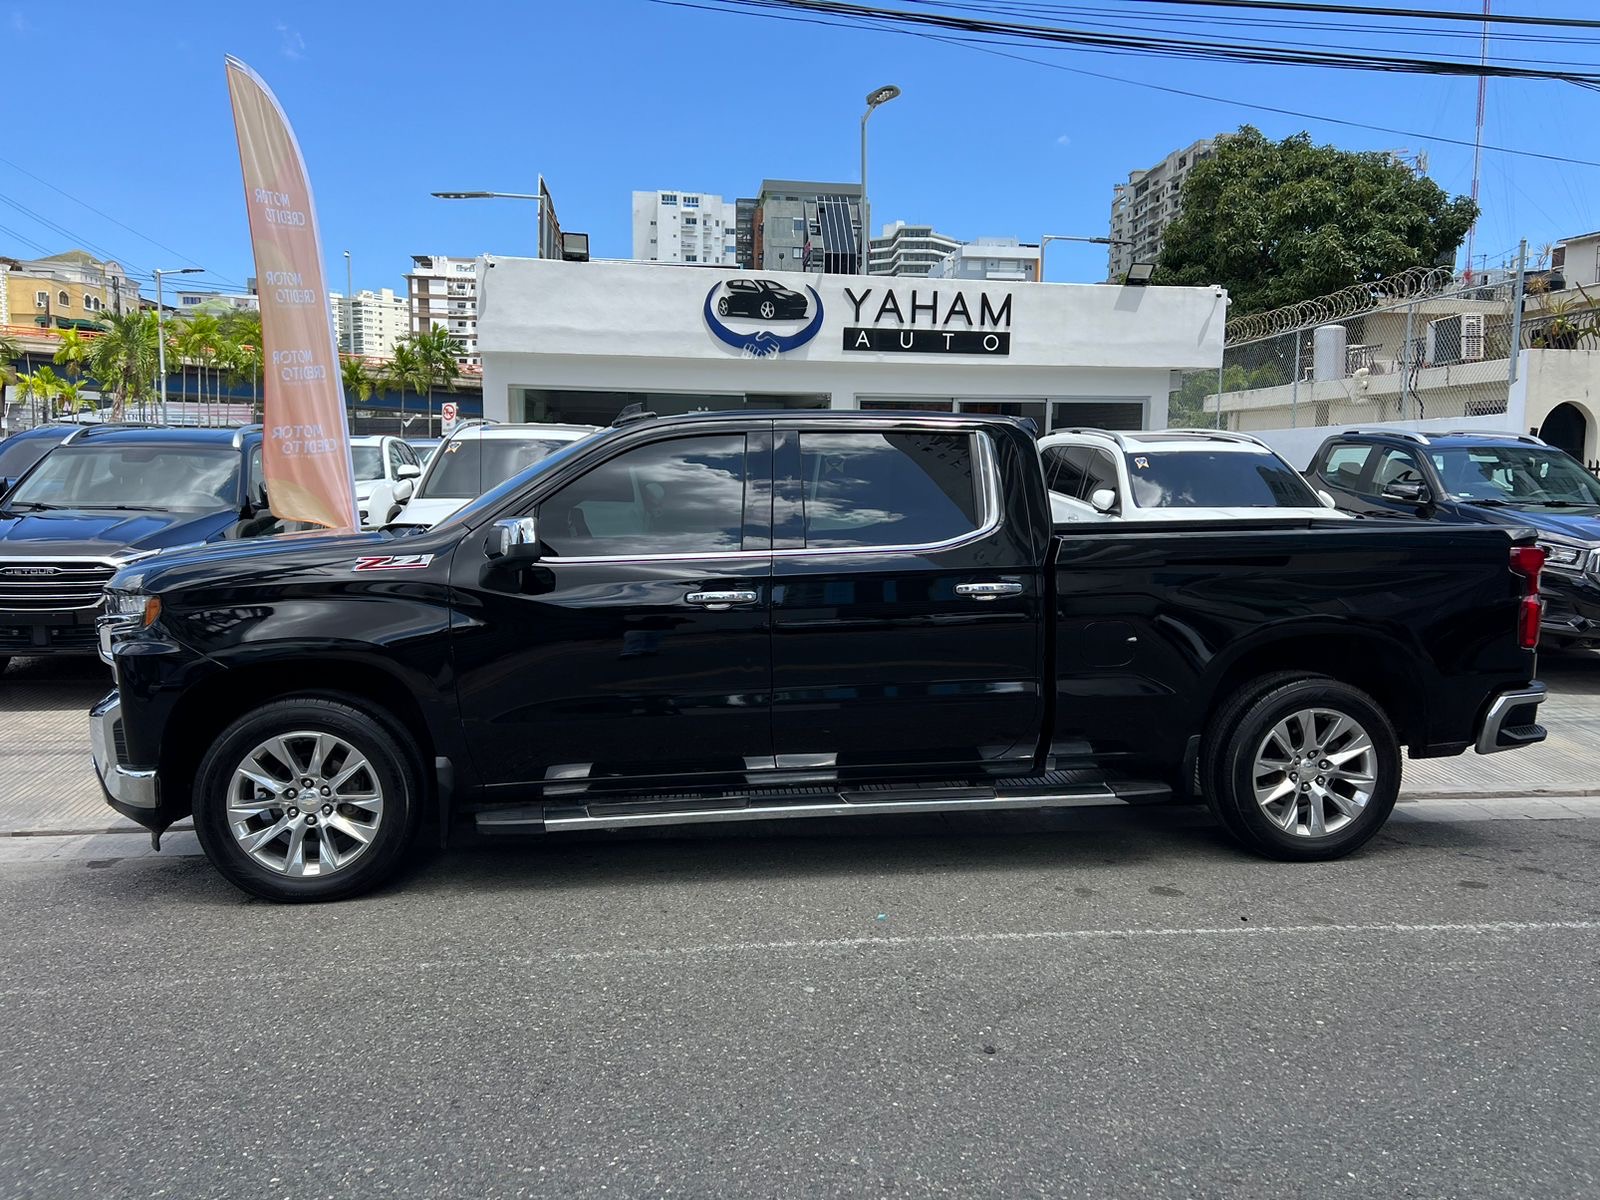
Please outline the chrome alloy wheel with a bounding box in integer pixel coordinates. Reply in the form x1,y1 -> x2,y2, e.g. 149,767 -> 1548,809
225,731 -> 384,876
1252,708 -> 1378,838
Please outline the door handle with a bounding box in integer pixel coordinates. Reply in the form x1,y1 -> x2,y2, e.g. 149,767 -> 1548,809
955,581 -> 1024,601
685,590 -> 759,610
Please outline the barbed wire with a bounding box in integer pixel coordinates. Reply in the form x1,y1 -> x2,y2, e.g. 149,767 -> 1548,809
1225,265 -> 1460,344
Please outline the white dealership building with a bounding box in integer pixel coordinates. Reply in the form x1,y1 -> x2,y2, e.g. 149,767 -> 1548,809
474,258 -> 1225,431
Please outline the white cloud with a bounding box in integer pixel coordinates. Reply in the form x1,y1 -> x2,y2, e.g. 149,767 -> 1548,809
275,22 -> 306,59
1056,133 -> 1072,147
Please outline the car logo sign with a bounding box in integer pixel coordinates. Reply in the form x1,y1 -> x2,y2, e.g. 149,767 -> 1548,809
703,279 -> 824,358
3,566 -> 59,577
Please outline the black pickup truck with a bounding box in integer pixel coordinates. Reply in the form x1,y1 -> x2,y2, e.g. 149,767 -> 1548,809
91,411 -> 1549,902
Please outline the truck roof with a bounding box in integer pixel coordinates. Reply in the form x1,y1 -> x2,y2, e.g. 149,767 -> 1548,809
52,424 -> 261,448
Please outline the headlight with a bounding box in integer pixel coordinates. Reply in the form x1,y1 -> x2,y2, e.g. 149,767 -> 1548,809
1536,541 -> 1589,573
103,589 -> 161,628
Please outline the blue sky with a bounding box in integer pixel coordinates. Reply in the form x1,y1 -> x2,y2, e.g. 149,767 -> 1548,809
3,0 -> 1596,297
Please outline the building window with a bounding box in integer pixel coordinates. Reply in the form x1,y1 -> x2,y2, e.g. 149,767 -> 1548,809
683,195 -> 700,208
661,194 -> 678,206
34,290 -> 47,308
684,216 -> 697,226
685,255 -> 698,262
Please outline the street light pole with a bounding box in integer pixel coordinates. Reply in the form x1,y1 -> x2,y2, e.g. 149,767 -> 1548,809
432,189 -> 552,257
343,250 -> 353,355
1039,234 -> 1126,282
859,84 -> 901,276
152,266 -> 203,425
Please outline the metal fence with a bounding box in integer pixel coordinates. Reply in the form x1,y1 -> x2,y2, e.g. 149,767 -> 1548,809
1171,266 -> 1524,433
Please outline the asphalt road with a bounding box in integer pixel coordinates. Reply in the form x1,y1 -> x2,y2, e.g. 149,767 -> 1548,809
3,807 -> 1599,1199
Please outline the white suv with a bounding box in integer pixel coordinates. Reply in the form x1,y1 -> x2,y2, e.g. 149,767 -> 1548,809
349,435 -> 424,528
382,421 -> 602,528
1038,428 -> 1346,523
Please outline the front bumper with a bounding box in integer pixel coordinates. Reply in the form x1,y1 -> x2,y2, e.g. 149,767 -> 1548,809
89,691 -> 159,810
1474,682 -> 1547,755
1542,574 -> 1600,642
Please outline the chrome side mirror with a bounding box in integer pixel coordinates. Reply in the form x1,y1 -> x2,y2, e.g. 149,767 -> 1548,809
488,516 -> 540,562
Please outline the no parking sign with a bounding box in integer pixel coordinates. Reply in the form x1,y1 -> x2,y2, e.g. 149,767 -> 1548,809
441,401 -> 459,434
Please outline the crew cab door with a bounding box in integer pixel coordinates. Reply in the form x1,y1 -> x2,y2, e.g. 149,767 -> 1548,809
768,423 -> 1045,777
449,429 -> 773,794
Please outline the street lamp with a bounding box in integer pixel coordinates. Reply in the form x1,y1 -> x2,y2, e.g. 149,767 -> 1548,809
153,266 -> 203,424
860,83 -> 901,275
432,188 -> 555,258
342,250 -> 353,355
1039,234 -> 1155,285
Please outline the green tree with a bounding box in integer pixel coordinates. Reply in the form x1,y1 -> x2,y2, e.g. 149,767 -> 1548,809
383,340 -> 432,433
225,310 -> 265,420
0,334 -> 20,397
1156,126 -> 1478,315
412,326 -> 463,435
341,355 -> 378,404
52,327 -> 91,390
88,310 -> 158,420
17,366 -> 61,422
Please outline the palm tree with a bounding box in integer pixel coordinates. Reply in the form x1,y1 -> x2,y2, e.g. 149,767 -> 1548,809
54,379 -> 85,417
219,310 -> 263,421
52,327 -> 91,386
88,310 -> 159,421
185,313 -> 223,426
412,326 -> 463,435
17,367 -> 61,423
0,334 -> 20,400
383,341 -> 431,434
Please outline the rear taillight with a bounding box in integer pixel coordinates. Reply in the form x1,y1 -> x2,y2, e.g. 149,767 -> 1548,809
1510,545 -> 1546,650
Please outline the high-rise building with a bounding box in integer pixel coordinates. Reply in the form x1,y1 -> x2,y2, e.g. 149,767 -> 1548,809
869,222 -> 964,276
329,288 -> 408,358
929,238 -> 1042,282
734,198 -> 758,270
753,180 -> 863,274
1108,136 -> 1220,281
405,255 -> 480,368
631,190 -> 738,266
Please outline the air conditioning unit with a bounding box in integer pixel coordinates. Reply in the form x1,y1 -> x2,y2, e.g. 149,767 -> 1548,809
1425,313 -> 1486,365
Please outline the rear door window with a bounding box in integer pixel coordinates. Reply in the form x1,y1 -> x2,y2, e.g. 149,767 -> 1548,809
798,431 -> 980,549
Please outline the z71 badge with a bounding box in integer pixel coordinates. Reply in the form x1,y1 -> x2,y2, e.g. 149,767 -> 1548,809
352,554 -> 434,572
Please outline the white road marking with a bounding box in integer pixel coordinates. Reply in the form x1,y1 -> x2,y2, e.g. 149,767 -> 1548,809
549,920 -> 1600,964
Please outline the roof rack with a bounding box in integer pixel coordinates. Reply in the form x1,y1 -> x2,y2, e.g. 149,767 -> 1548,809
1150,428 -> 1272,449
1437,430 -> 1546,445
440,418 -> 497,441
232,423 -> 263,449
60,422 -> 146,444
611,403 -> 658,428
1340,427 -> 1431,444
1050,427 -> 1127,448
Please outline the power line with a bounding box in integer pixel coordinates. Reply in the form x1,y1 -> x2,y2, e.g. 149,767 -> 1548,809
1117,0 -> 1600,30
661,0 -> 1600,167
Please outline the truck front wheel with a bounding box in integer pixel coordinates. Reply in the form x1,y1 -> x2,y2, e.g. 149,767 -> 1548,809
193,697 -> 421,902
1207,676 -> 1400,861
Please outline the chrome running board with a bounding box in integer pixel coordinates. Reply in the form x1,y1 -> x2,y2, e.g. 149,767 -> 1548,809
474,774 -> 1167,835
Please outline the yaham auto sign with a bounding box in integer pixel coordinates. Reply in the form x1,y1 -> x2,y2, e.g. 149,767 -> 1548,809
704,276 -> 1014,358
841,284 -> 1012,355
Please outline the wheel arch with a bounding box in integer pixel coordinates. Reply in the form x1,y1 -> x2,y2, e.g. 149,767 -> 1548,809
158,657 -> 440,823
1202,626 -> 1424,749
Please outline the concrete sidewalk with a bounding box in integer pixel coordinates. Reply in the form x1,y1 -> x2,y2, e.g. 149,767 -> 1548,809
2,650 -> 1596,839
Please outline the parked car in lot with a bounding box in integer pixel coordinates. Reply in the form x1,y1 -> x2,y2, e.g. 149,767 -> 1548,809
0,423 -> 104,494
1307,429 -> 1600,649
0,424 -> 280,670
379,420 -> 601,528
1040,428 -> 1347,523
348,434 -> 424,528
91,409 -> 1549,902
405,437 -> 442,466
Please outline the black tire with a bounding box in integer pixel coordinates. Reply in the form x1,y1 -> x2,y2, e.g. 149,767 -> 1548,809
1199,670 -> 1314,840
193,696 -> 421,902
1208,675 -> 1400,861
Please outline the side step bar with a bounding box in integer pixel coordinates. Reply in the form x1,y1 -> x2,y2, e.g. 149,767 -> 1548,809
475,777 -> 1168,835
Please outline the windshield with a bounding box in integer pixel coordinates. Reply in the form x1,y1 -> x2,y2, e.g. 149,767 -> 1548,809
7,444 -> 240,512
1127,450 -> 1320,509
420,437 -> 587,500
1429,446 -> 1600,506
350,446 -> 385,481
436,437 -> 601,529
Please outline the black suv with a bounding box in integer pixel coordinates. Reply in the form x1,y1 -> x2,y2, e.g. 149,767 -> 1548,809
0,424 -> 278,668
1307,428 -> 1600,648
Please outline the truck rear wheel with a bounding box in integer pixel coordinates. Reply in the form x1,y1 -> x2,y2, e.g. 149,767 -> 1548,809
193,697 -> 421,902
1207,676 -> 1400,861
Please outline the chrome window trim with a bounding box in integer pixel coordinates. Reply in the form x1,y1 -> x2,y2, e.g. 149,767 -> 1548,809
542,431 -> 1000,565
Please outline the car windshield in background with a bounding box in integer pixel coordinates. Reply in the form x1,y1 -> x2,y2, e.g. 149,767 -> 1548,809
421,438 -> 585,500
6,445 -> 239,512
1127,450 -> 1320,509
1429,446 -> 1600,507
350,446 -> 385,481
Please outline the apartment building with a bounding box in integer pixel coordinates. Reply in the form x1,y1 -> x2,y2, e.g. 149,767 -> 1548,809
753,179 -> 863,274
329,288 -> 408,358
405,255 -> 480,368
0,249 -> 140,329
929,238 -> 1042,282
869,222 -> 963,277
1108,137 -> 1220,281
631,190 -> 738,266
